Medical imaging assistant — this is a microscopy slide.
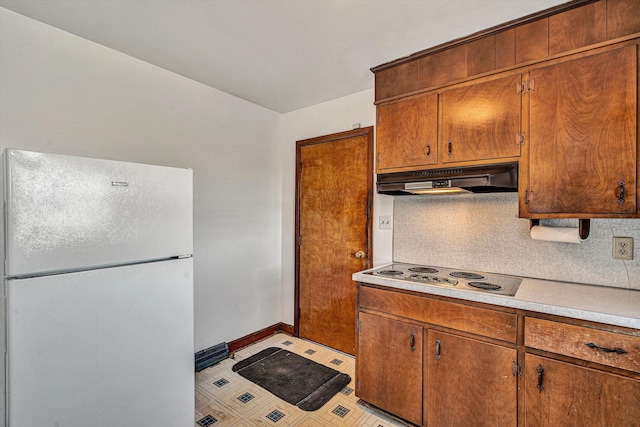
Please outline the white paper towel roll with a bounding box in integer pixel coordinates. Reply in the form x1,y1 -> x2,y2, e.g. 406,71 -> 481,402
530,225 -> 583,244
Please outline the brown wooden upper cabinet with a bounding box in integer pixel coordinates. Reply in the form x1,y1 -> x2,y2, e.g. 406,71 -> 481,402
440,73 -> 522,165
376,73 -> 523,174
376,93 -> 437,173
373,0 -> 640,103
372,0 -> 640,219
522,44 -> 637,217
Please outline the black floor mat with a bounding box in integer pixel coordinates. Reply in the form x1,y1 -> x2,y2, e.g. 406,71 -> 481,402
232,347 -> 351,411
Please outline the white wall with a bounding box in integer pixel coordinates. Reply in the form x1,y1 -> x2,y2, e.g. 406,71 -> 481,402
0,8 -> 283,351
279,90 -> 392,325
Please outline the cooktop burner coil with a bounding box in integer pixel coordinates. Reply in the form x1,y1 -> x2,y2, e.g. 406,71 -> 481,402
450,271 -> 485,280
408,267 -> 439,274
377,269 -> 404,276
467,281 -> 502,291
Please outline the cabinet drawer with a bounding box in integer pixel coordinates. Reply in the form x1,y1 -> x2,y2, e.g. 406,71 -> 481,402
359,286 -> 517,343
525,317 -> 640,373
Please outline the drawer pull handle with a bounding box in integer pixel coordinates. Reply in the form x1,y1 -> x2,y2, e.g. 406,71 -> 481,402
435,338 -> 441,360
410,332 -> 416,353
426,143 -> 431,158
536,365 -> 544,392
585,342 -> 627,354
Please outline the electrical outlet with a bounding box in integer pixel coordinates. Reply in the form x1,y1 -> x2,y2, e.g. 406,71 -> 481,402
379,215 -> 392,229
613,237 -> 633,260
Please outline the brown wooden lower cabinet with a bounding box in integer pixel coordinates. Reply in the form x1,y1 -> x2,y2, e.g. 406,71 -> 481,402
356,311 -> 423,425
426,330 -> 517,427
524,354 -> 640,426
356,285 -> 518,427
356,284 -> 640,427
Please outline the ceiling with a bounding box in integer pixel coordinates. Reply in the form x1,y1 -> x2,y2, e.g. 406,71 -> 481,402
0,0 -> 567,113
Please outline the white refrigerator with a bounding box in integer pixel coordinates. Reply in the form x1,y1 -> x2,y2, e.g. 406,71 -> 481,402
0,149 -> 194,427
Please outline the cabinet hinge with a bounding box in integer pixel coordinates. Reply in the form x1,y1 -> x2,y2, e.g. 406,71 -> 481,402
298,235 -> 302,246
377,112 -> 382,125
512,360 -> 523,377
356,319 -> 361,332
518,80 -> 535,95
516,132 -> 526,146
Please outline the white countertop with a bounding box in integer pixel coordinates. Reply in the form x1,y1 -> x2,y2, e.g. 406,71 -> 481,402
353,264 -> 640,330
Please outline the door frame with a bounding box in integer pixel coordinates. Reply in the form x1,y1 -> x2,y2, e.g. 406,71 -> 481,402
294,126 -> 374,337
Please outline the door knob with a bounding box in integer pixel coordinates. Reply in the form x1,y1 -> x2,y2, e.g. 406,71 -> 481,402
355,251 -> 365,259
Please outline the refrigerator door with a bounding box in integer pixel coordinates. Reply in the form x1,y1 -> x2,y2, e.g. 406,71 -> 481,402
6,258 -> 194,427
4,149 -> 192,277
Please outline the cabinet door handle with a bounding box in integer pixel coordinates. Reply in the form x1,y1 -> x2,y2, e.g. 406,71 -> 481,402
435,338 -> 441,360
426,143 -> 431,158
536,365 -> 544,392
585,342 -> 627,354
410,332 -> 416,353
447,140 -> 453,157
618,181 -> 626,205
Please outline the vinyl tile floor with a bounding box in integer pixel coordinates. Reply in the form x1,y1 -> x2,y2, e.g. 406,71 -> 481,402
195,333 -> 409,427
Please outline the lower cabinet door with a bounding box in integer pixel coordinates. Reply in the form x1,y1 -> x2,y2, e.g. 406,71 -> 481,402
356,312 -> 423,425
426,330 -> 517,427
525,354 -> 640,426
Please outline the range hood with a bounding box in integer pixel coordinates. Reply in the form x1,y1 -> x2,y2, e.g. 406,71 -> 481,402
377,162 -> 518,195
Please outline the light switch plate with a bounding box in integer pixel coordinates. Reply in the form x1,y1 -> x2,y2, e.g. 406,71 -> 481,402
379,215 -> 392,229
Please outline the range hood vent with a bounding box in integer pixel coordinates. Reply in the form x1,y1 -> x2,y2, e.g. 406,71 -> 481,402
377,162 -> 518,195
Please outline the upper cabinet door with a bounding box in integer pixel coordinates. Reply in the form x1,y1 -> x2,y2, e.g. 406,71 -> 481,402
527,45 -> 637,215
376,93 -> 438,173
441,74 -> 522,164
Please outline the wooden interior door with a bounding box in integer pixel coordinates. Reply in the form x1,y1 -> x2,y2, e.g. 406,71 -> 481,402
295,127 -> 373,355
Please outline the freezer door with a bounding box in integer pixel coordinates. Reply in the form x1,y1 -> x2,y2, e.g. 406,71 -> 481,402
4,149 -> 192,276
5,258 -> 194,427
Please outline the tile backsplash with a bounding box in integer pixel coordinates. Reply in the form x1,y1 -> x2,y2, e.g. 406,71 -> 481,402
393,193 -> 640,290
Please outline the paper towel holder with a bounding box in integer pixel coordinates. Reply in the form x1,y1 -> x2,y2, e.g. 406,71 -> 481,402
529,219 -> 591,239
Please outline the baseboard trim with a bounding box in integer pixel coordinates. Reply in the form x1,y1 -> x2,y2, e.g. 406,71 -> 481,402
228,322 -> 294,354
